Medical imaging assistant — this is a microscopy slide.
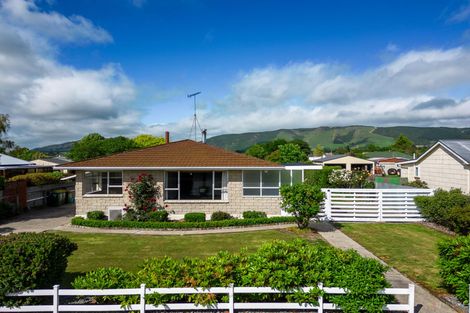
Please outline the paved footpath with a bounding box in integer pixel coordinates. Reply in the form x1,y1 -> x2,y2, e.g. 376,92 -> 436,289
312,222 -> 458,313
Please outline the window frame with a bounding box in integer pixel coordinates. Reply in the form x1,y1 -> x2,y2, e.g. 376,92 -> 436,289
83,171 -> 123,196
415,166 -> 420,178
242,169 -> 306,197
164,171 -> 227,201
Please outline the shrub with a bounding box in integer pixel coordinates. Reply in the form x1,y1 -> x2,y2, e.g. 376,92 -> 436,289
438,236 -> 470,304
147,210 -> 169,222
446,205 -> 470,235
210,211 -> 233,221
328,169 -> 373,188
184,212 -> 206,222
414,188 -> 470,234
0,201 -> 16,219
403,180 -> 428,188
124,173 -> 162,221
280,183 -> 324,228
87,210 -> 106,220
243,211 -> 267,219
74,239 -> 390,311
0,233 -> 77,306
304,166 -> 341,187
71,216 -> 296,229
7,172 -> 64,186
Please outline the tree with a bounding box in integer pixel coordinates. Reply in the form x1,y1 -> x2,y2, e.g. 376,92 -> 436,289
312,144 -> 324,156
9,147 -> 48,161
391,134 -> 416,155
271,143 -> 308,163
245,144 -> 268,159
280,183 -> 324,228
101,136 -> 138,155
0,114 -> 14,153
68,133 -> 106,161
289,139 -> 311,156
133,134 -> 165,148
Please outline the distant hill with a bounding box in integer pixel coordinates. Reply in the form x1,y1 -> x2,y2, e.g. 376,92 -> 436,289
33,141 -> 76,154
33,126 -> 470,154
206,126 -> 470,151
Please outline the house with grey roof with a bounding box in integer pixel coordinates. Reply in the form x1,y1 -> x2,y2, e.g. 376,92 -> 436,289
399,140 -> 470,193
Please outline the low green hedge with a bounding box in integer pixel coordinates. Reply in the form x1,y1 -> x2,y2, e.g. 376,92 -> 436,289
242,210 -> 267,219
438,235 -> 470,304
7,172 -> 64,186
87,211 -> 106,220
72,216 -> 296,229
184,212 -> 206,222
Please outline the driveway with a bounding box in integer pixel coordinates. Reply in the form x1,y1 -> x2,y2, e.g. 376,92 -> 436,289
0,204 -> 75,234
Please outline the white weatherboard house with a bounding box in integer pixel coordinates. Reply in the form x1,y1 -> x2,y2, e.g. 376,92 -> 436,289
399,140 -> 470,193
56,139 -> 320,217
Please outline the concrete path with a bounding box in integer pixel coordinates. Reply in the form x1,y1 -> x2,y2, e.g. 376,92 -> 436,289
312,222 -> 458,313
0,204 -> 75,234
56,223 -> 297,235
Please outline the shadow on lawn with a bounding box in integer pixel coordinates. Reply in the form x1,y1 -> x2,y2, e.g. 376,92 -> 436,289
309,220 -> 339,232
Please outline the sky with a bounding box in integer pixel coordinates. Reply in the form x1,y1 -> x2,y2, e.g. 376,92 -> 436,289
1,0 -> 470,148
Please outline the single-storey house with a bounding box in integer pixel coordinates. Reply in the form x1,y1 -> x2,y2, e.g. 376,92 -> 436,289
312,155 -> 375,173
399,140 -> 470,193
56,139 -> 313,218
0,154 -> 53,178
371,157 -> 409,175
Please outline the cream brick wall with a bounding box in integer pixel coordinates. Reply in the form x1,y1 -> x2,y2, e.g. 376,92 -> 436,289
404,146 -> 469,193
75,170 -> 282,217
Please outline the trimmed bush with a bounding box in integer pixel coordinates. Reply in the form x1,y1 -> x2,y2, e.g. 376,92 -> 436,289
415,188 -> 470,234
438,236 -> 470,304
0,233 -> 77,306
71,216 -> 296,230
73,239 -> 390,311
304,166 -> 341,188
403,180 -> 428,188
210,211 -> 233,221
280,183 -> 324,228
7,172 -> 64,186
243,210 -> 267,219
184,212 -> 206,222
87,210 -> 106,220
147,210 -> 169,222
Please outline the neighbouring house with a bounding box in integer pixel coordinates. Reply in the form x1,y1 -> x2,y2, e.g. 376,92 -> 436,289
399,140 -> 470,193
311,155 -> 375,173
32,156 -> 71,167
56,139 -> 316,218
371,157 -> 409,175
0,154 -> 53,179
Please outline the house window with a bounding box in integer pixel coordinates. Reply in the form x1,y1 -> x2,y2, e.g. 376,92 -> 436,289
164,171 -> 227,200
243,169 -> 305,197
415,166 -> 420,177
84,171 -> 123,195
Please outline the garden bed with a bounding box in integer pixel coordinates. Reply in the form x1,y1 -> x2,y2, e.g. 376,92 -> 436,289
71,216 -> 296,230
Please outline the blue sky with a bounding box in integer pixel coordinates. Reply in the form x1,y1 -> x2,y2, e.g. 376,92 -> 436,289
1,0 -> 470,147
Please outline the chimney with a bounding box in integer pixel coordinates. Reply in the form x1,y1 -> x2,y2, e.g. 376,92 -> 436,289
165,131 -> 170,144
201,129 -> 207,143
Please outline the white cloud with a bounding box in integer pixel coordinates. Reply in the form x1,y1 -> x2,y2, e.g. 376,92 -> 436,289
448,1 -> 470,23
0,0 -> 139,147
157,47 -> 470,141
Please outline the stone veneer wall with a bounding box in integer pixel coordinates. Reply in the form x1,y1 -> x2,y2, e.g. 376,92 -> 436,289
74,170 -> 282,217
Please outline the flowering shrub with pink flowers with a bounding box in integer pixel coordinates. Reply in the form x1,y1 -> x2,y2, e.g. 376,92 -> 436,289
124,173 -> 165,221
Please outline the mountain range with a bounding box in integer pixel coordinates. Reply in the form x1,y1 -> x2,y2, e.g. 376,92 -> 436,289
34,126 -> 470,153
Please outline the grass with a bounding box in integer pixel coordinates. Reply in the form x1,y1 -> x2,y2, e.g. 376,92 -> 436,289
338,223 -> 452,295
374,175 -> 401,185
56,228 -> 322,286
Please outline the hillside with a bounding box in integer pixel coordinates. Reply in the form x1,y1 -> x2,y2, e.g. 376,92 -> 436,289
206,126 -> 470,151
33,141 -> 75,154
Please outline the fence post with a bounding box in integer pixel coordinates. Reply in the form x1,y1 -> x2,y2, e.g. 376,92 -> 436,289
378,190 -> 383,222
228,284 -> 234,313
324,189 -> 332,220
408,284 -> 415,313
52,285 -> 59,313
140,284 -> 146,313
317,282 -> 323,313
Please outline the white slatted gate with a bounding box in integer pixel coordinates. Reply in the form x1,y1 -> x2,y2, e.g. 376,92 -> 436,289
321,188 -> 433,222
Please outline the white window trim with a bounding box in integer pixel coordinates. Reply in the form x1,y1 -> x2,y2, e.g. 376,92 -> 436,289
84,171 -> 123,197
415,166 -> 420,178
164,171 -> 227,201
242,169 -> 306,198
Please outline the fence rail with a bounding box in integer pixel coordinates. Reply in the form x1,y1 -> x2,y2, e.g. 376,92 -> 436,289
0,284 -> 415,313
321,188 -> 433,222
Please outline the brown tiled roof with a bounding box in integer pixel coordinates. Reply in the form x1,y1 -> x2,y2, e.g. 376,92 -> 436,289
57,140 -> 282,169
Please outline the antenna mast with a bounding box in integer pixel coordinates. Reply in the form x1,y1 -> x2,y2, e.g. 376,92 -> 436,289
187,91 -> 202,141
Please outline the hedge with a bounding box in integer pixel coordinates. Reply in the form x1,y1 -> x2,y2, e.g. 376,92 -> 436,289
210,211 -> 233,221
242,210 -> 267,219
72,216 -> 296,229
184,212 -> 206,222
438,236 -> 470,304
72,239 -> 391,312
7,172 -> 64,186
0,233 -> 77,307
87,210 -> 106,220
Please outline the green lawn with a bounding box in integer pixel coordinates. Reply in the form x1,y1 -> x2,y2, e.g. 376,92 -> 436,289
374,175 -> 401,185
338,223 -> 452,295
56,229 -> 320,285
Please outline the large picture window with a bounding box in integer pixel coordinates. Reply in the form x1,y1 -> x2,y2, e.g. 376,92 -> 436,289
84,171 -> 123,195
165,171 -> 227,201
243,170 -> 304,197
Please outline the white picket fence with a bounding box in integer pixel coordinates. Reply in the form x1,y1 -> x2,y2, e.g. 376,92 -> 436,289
0,284 -> 415,313
321,188 -> 433,222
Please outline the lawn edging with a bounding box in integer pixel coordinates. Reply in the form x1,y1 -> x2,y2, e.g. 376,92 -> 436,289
71,216 -> 296,230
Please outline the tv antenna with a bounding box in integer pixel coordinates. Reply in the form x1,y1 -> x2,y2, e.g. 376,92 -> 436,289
187,91 -> 203,141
